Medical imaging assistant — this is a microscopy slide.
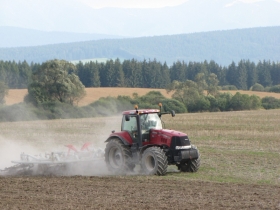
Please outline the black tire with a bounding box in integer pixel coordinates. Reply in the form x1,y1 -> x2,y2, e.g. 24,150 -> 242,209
105,138 -> 133,174
179,155 -> 201,172
141,147 -> 168,176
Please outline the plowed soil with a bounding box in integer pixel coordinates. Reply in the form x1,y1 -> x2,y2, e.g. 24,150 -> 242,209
0,176 -> 279,210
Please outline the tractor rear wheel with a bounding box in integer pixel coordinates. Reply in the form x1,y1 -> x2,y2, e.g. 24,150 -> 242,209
141,147 -> 168,176
179,155 -> 201,172
105,138 -> 133,174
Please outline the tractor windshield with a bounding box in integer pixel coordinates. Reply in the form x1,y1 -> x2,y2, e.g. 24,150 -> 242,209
140,113 -> 162,133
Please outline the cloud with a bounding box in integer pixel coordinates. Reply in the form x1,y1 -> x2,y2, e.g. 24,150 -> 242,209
79,0 -> 189,9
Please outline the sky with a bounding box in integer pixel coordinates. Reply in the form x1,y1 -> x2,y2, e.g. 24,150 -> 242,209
80,0 -> 265,8
80,0 -> 189,8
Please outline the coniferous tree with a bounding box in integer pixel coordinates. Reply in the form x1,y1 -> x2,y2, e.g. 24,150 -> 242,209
6,61 -> 19,88
91,61 -> 101,87
123,59 -> 142,87
257,60 -> 272,87
104,59 -> 116,87
0,61 -> 6,83
149,59 -> 161,88
170,61 -> 186,82
159,62 -> 171,88
245,60 -> 258,89
18,60 -> 32,88
236,60 -> 248,90
226,61 -> 237,87
270,62 -> 280,85
114,59 -> 125,87
142,59 -> 151,87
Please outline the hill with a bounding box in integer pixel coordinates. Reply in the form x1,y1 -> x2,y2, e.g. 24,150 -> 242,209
0,26 -> 125,48
0,26 -> 280,65
4,88 -> 280,107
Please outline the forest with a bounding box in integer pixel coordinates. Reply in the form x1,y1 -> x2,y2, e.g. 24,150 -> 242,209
0,58 -> 280,122
0,58 -> 279,91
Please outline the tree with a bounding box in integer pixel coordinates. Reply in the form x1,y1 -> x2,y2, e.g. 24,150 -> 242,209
114,59 -> 126,87
18,61 -> 32,88
170,61 -> 186,82
270,62 -> 280,86
206,73 -> 219,96
245,60 -> 258,90
0,81 -> 8,104
195,73 -> 207,94
226,61 -> 237,86
250,83 -> 264,91
269,85 -> 280,93
123,59 -> 142,87
257,60 -> 272,87
236,60 -> 248,90
167,80 -> 202,112
142,59 -> 151,87
27,59 -> 85,105
6,61 -> 19,89
159,62 -> 171,88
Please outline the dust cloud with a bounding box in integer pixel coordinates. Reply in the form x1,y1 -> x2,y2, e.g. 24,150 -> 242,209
0,110 -> 145,177
0,100 -> 148,177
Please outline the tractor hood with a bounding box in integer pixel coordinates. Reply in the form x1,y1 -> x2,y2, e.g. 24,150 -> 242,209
151,129 -> 188,138
146,128 -> 191,149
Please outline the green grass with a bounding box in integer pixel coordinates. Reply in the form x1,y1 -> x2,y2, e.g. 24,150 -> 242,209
163,109 -> 280,185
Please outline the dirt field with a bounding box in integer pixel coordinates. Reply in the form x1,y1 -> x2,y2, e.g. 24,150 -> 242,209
0,110 -> 279,209
0,176 -> 279,209
5,88 -> 280,106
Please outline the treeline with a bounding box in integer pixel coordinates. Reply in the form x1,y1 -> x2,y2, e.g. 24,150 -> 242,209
1,90 -> 280,122
0,59 -> 280,90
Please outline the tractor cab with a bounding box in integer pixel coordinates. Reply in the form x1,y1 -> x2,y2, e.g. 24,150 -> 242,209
121,108 -> 162,143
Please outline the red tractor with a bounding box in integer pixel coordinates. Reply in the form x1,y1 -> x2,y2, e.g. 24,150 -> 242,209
105,104 -> 200,175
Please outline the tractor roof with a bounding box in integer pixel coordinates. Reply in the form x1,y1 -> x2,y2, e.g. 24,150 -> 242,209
122,109 -> 160,115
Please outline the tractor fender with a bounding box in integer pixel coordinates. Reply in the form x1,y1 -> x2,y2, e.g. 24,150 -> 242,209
105,135 -> 131,146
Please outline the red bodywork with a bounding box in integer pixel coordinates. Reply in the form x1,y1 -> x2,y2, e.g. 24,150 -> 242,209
108,108 -> 187,147
109,129 -> 188,148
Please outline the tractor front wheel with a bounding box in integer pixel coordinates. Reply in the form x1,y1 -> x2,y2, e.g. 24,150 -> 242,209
105,138 -> 133,174
179,155 -> 201,172
141,147 -> 168,176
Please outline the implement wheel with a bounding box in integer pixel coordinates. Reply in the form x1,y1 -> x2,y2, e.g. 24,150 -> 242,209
105,138 -> 133,174
141,147 -> 168,176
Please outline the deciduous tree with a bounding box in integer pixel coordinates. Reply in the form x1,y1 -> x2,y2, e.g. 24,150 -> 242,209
27,59 -> 85,105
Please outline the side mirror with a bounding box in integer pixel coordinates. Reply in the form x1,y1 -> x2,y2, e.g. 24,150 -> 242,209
125,115 -> 130,121
171,110 -> 175,117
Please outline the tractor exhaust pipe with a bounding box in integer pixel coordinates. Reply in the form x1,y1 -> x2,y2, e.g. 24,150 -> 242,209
134,105 -> 143,148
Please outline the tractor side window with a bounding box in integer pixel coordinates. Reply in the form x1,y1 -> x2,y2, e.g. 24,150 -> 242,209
122,115 -> 137,132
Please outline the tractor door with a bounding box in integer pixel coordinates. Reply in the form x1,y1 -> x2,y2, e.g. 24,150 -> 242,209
121,115 -> 139,143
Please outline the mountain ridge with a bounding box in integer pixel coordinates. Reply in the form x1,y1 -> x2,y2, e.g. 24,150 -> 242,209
0,26 -> 279,66
0,26 -> 126,48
